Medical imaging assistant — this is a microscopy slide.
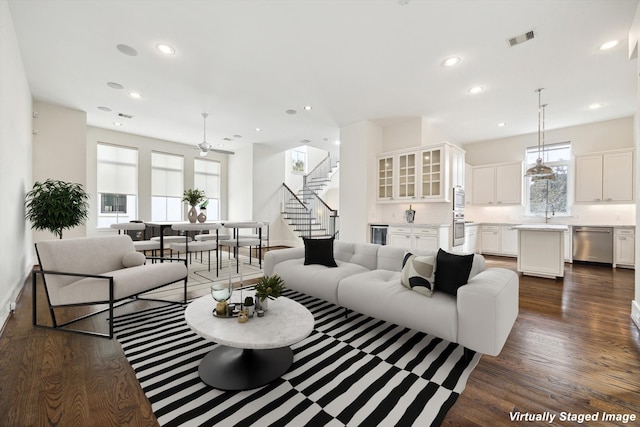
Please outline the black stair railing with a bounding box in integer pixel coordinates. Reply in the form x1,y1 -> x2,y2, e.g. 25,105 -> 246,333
281,183 -> 338,239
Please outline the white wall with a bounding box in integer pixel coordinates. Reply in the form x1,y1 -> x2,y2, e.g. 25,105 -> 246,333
228,144 -> 254,221
0,0 -> 33,328
31,101 -> 87,241
629,2 -> 640,329
464,116 -> 635,225
339,120 -> 383,243
86,126 -> 230,235
251,143 -> 299,247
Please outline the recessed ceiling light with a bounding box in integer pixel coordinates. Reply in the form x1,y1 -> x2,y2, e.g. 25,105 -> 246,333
129,92 -> 142,99
468,86 -> 484,94
600,40 -> 619,50
286,109 -> 297,115
442,57 -> 461,67
255,127 -> 261,132
304,105 -> 312,111
588,103 -> 603,110
334,140 -> 341,145
107,82 -> 124,90
233,134 -> 242,139
98,106 -> 112,112
113,122 -> 122,126
498,122 -> 507,127
156,43 -> 175,55
116,44 -> 138,56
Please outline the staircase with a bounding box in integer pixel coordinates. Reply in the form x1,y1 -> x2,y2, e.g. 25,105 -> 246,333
281,154 -> 339,239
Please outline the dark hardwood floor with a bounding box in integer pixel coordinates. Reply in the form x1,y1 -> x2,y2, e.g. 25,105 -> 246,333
1,254 -> 639,426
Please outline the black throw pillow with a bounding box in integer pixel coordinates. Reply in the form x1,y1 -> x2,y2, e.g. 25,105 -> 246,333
303,237 -> 338,267
434,248 -> 474,296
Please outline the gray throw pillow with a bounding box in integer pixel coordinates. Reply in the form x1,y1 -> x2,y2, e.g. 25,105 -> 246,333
401,252 -> 436,297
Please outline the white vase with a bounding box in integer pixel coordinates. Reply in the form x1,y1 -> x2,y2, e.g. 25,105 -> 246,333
257,298 -> 269,311
197,208 -> 207,223
188,205 -> 198,223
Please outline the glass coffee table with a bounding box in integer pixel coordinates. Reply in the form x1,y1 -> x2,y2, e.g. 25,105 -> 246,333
185,293 -> 314,391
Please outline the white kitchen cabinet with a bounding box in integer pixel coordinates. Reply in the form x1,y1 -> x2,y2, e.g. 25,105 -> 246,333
480,225 -> 501,254
419,146 -> 444,200
471,162 -> 522,205
377,143 -> 465,203
614,227 -> 635,268
495,163 -> 523,204
463,224 -> 478,253
564,230 -> 572,262
398,152 -> 417,199
500,225 -> 518,256
575,150 -> 634,203
377,155 -> 394,200
388,225 -> 448,252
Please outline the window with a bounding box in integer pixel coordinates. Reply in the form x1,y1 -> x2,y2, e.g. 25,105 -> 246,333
194,158 -> 221,220
292,150 -> 306,173
525,142 -> 571,217
151,152 -> 184,221
97,143 -> 138,228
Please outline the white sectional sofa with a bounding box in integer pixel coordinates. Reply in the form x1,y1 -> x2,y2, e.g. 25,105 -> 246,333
264,240 -> 519,356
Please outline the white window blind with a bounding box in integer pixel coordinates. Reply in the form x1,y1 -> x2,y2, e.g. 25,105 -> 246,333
97,143 -> 137,195
194,158 -> 221,220
152,152 -> 183,197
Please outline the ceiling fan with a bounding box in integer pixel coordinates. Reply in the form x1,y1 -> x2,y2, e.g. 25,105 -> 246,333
197,113 -> 235,156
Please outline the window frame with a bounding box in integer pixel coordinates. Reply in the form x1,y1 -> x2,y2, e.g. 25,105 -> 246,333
524,141 -> 571,218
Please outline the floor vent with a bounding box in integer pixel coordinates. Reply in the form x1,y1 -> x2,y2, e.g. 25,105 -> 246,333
507,30 -> 535,47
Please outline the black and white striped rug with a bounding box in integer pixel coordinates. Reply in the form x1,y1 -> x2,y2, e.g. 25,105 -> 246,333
113,289 -> 480,427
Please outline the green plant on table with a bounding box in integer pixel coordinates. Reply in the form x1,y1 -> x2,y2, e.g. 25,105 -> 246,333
182,188 -> 206,206
199,199 -> 209,209
254,274 -> 285,302
24,179 -> 90,239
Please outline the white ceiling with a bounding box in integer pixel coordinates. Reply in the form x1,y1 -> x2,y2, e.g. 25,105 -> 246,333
7,0 -> 640,153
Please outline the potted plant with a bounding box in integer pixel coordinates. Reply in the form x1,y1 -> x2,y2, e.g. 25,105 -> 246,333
182,188 -> 206,223
24,179 -> 90,239
198,199 -> 209,223
243,296 -> 255,316
254,274 -> 285,311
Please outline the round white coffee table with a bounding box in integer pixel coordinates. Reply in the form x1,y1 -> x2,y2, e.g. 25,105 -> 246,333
185,294 -> 314,390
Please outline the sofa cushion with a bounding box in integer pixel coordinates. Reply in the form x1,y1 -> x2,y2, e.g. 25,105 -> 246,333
272,258 -> 369,305
338,269 -> 458,344
401,252 -> 435,297
334,241 -> 380,270
435,249 -> 474,296
122,251 -> 146,268
304,237 -> 338,267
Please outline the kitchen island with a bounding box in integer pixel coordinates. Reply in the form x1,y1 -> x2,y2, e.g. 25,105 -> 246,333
512,224 -> 569,279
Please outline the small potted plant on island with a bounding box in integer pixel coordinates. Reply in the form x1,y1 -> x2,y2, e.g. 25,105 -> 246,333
182,188 -> 206,223
254,274 -> 285,311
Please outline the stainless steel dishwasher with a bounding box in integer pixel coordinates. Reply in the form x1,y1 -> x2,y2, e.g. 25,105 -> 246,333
572,226 -> 613,264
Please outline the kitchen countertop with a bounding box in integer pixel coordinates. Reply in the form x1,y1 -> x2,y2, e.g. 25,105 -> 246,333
511,224 -> 569,232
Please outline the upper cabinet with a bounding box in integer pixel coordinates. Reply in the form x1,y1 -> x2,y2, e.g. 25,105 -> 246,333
471,161 -> 523,205
377,143 -> 465,202
377,155 -> 394,200
574,149 -> 634,203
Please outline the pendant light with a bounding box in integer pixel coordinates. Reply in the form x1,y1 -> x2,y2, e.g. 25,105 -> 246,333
525,88 -> 555,180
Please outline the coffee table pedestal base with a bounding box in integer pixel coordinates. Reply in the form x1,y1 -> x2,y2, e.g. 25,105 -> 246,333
199,345 -> 293,391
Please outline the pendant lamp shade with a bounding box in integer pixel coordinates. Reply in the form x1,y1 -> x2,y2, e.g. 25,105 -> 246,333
525,88 -> 555,180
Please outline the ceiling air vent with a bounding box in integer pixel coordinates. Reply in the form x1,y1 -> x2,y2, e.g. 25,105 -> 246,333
118,113 -> 134,119
507,30 -> 535,47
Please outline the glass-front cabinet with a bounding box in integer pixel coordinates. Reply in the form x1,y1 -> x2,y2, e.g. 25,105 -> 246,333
378,156 -> 394,200
377,143 -> 462,202
420,147 -> 442,199
398,153 -> 416,198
